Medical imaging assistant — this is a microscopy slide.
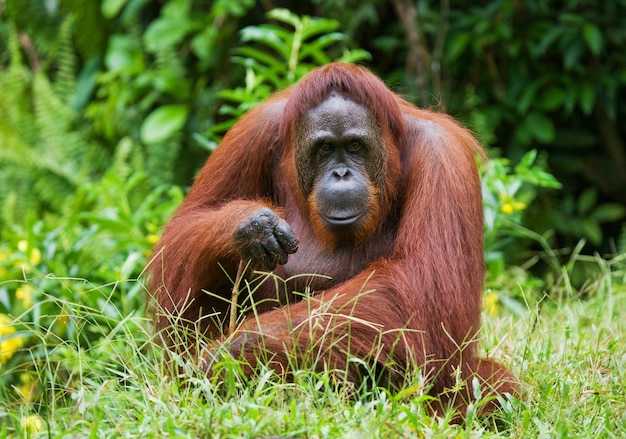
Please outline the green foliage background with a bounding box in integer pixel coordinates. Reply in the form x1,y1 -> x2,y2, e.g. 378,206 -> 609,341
2,0 -> 624,257
0,1 -> 625,436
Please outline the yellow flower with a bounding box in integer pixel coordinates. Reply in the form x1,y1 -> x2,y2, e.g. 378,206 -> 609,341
21,414 -> 44,436
17,240 -> 28,253
499,193 -> 526,214
17,373 -> 38,402
16,285 -> 35,308
500,203 -> 514,214
484,291 -> 500,315
0,314 -> 25,364
146,234 -> 160,245
29,248 -> 42,266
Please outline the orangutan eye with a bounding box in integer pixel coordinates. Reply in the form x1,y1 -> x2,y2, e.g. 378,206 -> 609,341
347,141 -> 363,153
318,142 -> 333,157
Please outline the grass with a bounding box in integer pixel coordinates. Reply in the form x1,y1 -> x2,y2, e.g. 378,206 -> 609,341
1,255 -> 625,438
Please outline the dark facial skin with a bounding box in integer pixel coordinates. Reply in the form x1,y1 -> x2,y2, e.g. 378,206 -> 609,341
229,96 -> 386,270
295,94 -> 386,233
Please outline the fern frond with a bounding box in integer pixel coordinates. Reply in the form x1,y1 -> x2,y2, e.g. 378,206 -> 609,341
0,23 -> 107,227
52,15 -> 77,103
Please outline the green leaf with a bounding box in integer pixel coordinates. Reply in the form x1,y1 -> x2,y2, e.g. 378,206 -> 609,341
72,57 -> 100,110
162,0 -> 192,19
591,204 -> 626,222
102,0 -> 127,18
304,32 -> 344,51
192,133 -> 217,152
578,188 -> 597,214
212,0 -> 254,16
338,49 -> 371,64
301,19 -> 340,40
105,35 -> 144,73
582,218 -> 603,245
518,150 -> 538,170
526,113 -> 555,143
564,42 -> 582,70
513,123 -> 532,146
539,86 -> 565,111
144,17 -> 194,52
151,70 -> 190,98
300,33 -> 344,62
579,82 -> 595,115
534,26 -> 564,56
140,105 -> 189,144
191,27 -> 218,61
239,26 -> 290,60
234,47 -> 284,71
527,170 -> 562,189
582,23 -> 603,55
518,83 -> 538,114
267,8 -> 302,29
448,33 -> 470,60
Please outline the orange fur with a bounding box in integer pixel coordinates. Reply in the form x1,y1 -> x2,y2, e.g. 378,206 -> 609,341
147,63 -> 518,418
